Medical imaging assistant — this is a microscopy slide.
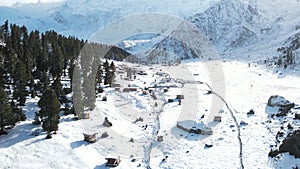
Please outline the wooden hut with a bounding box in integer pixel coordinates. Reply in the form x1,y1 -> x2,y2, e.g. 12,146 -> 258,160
176,95 -> 184,99
168,99 -> 173,103
157,136 -> 164,142
129,88 -> 138,92
105,156 -> 121,167
123,88 -> 130,92
213,116 -> 222,122
123,88 -> 138,92
113,84 -> 121,88
200,128 -> 213,135
83,133 -> 97,143
142,90 -> 148,95
78,113 -> 89,119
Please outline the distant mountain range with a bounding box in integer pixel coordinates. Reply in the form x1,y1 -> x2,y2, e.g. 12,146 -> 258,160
1,0 -> 300,61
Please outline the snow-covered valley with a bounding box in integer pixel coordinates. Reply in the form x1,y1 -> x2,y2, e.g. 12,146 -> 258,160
1,59 -> 300,168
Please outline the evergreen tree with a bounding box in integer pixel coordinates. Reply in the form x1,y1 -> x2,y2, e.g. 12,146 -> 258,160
103,60 -> 109,73
104,61 -> 115,86
95,65 -> 103,86
13,60 -> 27,106
104,70 -> 115,86
38,88 -> 60,135
50,45 -> 64,79
0,87 -> 14,134
40,70 -> 50,91
11,100 -> 26,122
1,20 -> 9,43
110,61 -> 116,72
51,77 -> 66,105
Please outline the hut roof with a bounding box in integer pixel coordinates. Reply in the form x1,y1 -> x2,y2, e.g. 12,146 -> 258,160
83,133 -> 97,143
105,156 -> 121,167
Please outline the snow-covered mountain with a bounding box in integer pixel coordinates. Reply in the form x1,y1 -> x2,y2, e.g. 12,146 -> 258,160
189,0 -> 273,51
0,2 -> 65,32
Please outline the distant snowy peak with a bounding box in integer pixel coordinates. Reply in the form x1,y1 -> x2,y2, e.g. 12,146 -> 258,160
0,2 -> 65,32
150,0 -> 276,60
189,0 -> 272,50
48,0 -> 221,38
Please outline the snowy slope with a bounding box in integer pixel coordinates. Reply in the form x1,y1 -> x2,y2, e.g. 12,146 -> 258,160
1,60 -> 300,168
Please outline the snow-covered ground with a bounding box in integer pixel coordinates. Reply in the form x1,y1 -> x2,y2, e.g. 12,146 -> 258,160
1,59 -> 300,168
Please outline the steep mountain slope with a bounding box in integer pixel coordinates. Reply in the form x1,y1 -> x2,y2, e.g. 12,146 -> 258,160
1,0 -> 300,62
151,0 -> 277,61
189,0 -> 272,50
0,2 -> 65,32
48,0 -> 221,38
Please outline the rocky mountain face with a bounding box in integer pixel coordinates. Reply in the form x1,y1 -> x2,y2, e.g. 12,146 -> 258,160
150,0 -> 277,62
189,0 -> 266,49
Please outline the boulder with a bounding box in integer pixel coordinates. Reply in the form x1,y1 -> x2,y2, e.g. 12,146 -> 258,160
247,109 -> 255,115
267,95 -> 294,116
204,144 -> 213,148
294,114 -> 300,120
279,130 -> 300,158
45,133 -> 52,139
101,132 -> 109,138
267,95 -> 294,108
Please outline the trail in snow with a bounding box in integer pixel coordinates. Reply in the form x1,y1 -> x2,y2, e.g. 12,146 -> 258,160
210,89 -> 244,169
173,77 -> 245,169
144,89 -> 165,168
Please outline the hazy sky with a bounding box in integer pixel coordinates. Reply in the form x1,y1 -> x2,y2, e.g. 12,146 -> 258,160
0,0 -> 65,6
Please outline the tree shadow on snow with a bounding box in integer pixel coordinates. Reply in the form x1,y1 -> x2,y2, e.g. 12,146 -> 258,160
25,137 -> 45,146
70,140 -> 88,149
0,122 -> 39,148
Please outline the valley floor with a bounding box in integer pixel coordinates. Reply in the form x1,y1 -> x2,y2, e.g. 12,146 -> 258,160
0,59 -> 300,169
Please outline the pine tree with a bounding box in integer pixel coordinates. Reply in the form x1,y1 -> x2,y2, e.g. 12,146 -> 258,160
104,60 -> 115,86
38,88 -> 60,135
103,60 -> 109,73
110,61 -> 116,72
0,87 -> 14,134
13,60 -> 27,106
50,45 -> 64,79
95,65 -> 103,87
40,70 -> 50,91
104,70 -> 115,86
51,77 -> 66,105
11,100 -> 26,122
